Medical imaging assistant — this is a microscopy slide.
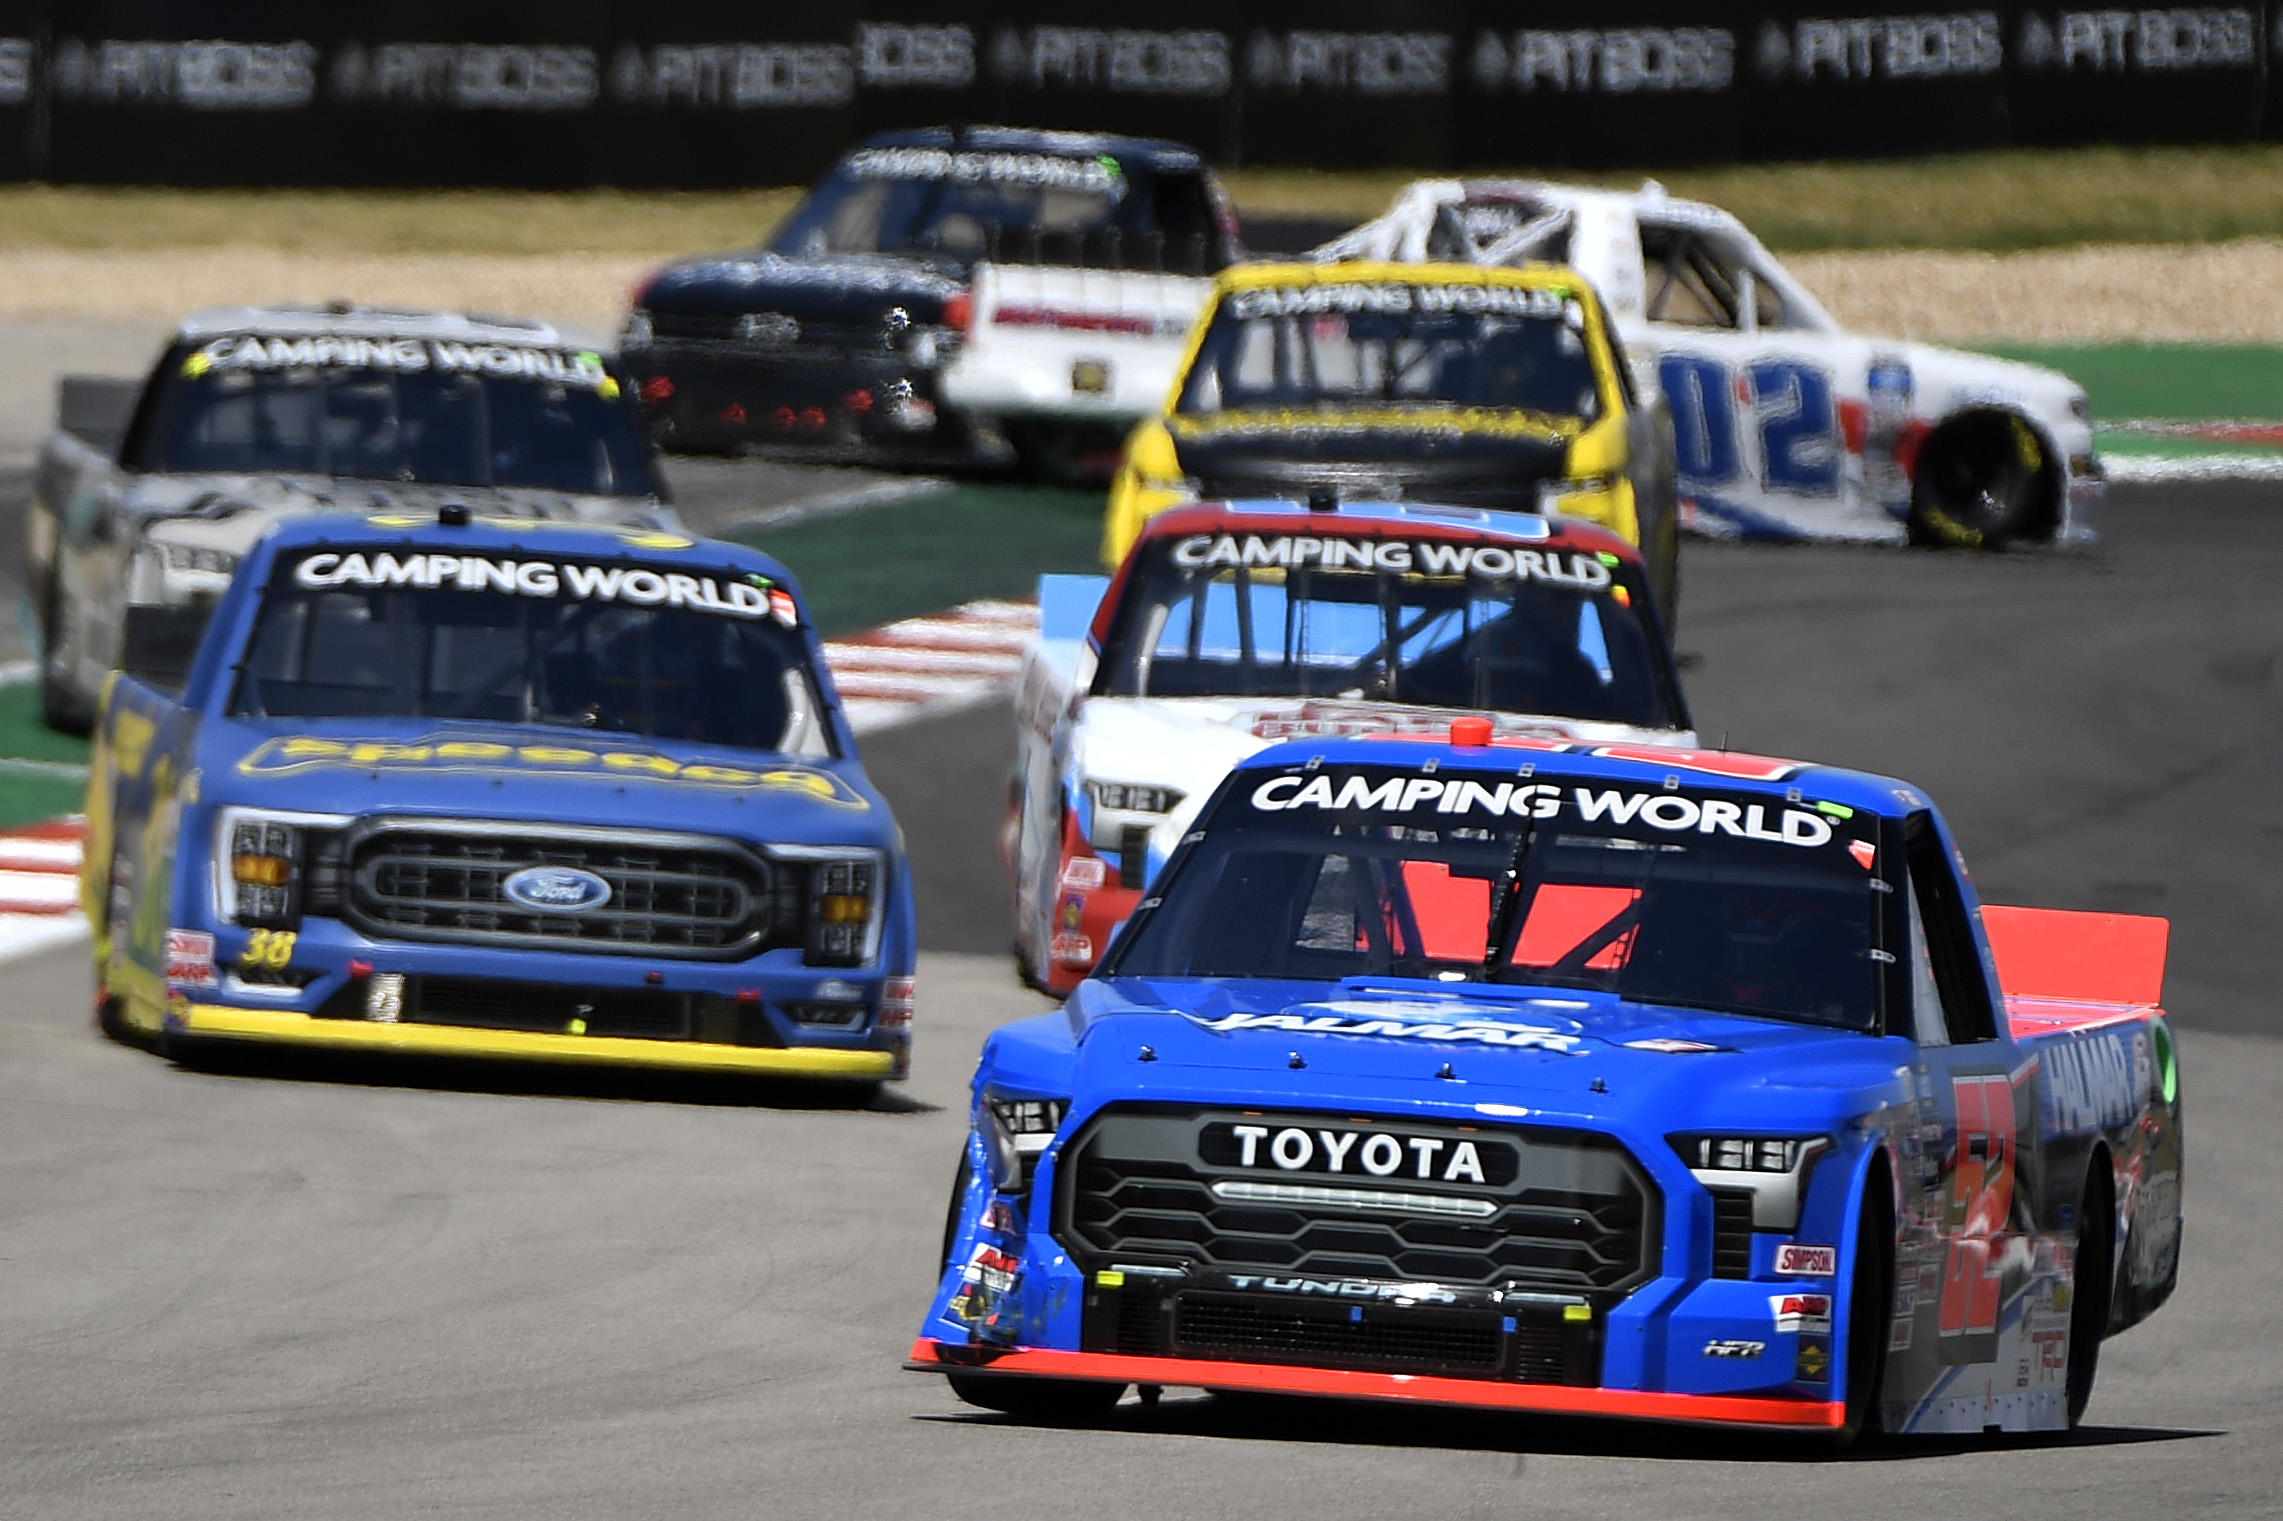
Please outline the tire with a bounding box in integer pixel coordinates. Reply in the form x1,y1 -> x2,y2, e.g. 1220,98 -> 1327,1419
1907,412 -> 2054,550
1829,1172 -> 1896,1449
946,1370 -> 1126,1421
38,566 -> 94,736
2067,1166 -> 2116,1427
940,1150 -> 973,1272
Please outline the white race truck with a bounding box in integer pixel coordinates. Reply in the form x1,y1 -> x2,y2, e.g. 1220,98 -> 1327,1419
1316,180 -> 2101,548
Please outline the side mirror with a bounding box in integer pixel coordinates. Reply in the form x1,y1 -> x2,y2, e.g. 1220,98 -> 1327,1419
120,603 -> 211,692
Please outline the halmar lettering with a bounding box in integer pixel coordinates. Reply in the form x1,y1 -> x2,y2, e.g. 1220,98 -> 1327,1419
1192,1009 -> 1582,1052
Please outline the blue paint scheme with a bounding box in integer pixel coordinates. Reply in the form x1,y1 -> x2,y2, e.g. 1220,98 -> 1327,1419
921,736 -> 2183,1431
88,514 -> 914,1071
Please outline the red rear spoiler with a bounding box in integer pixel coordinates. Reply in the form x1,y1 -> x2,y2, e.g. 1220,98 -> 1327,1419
1983,906 -> 2168,1032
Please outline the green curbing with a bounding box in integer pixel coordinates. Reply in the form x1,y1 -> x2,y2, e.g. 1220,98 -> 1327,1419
730,481 -> 1110,639
1982,343 -> 2283,423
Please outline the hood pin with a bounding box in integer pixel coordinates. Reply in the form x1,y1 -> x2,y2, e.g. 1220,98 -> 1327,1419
1287,1051 -> 1306,1069
1435,1063 -> 1457,1081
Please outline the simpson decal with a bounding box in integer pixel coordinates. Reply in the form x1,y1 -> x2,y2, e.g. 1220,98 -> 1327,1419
1775,1244 -> 1838,1277
234,735 -> 866,804
1226,283 -> 1572,320
1248,773 -> 1837,847
289,552 -> 782,620
1168,533 -> 1614,588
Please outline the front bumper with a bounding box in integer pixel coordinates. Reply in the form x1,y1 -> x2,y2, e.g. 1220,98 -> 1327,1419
174,1002 -> 894,1079
906,1338 -> 1843,1429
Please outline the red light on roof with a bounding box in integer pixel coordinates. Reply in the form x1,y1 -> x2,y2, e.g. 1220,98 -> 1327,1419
1450,717 -> 1493,747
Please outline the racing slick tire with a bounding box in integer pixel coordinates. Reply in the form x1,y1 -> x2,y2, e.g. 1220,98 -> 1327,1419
1906,412 -> 2055,550
946,1370 -> 1127,1422
1827,1169 -> 1896,1450
38,567 -> 94,736
937,1151 -> 1129,1423
2065,1163 -> 2116,1428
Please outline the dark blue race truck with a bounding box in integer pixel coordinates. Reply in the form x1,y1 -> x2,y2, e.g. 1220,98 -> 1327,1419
82,508 -> 913,1090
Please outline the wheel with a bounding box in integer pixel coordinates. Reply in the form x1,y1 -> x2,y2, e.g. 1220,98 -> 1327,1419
946,1370 -> 1126,1421
940,1150 -> 972,1272
1907,412 -> 2054,550
2066,1167 -> 2116,1427
1829,1174 -> 1896,1449
38,563 -> 94,735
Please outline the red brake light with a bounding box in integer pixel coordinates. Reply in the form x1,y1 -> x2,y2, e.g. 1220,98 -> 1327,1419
942,291 -> 972,332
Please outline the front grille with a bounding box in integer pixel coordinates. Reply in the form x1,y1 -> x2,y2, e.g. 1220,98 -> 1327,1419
339,822 -> 777,959
409,977 -> 691,1039
1173,1292 -> 1501,1373
1711,1189 -> 1756,1279
1060,1107 -> 1658,1294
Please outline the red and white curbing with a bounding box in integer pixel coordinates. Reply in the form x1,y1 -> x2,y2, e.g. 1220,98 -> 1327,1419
0,819 -> 92,963
0,600 -> 1044,962
826,598 -> 1039,734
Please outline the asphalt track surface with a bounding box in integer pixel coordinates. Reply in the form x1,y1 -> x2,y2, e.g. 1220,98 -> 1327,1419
4,479 -> 2282,1518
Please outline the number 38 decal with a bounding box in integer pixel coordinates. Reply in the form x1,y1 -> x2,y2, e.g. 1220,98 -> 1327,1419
1659,355 -> 1843,496
238,928 -> 297,971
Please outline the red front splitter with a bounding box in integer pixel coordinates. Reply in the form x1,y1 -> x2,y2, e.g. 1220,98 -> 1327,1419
906,1338 -> 1845,1430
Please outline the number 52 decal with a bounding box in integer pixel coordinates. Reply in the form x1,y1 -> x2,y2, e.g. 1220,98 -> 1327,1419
1660,355 -> 1843,496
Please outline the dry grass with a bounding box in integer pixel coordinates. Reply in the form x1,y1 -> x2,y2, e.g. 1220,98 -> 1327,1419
0,186 -> 801,257
4,143 -> 2283,258
3,239 -> 2277,346
1792,241 -> 2283,343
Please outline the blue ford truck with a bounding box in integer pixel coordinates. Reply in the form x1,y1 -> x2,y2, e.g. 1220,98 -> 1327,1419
83,508 -> 914,1089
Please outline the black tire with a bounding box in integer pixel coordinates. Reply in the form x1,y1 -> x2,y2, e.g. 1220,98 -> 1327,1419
1907,412 -> 2054,550
946,1369 -> 1126,1421
1830,1172 -> 1896,1449
2067,1166 -> 2116,1427
94,995 -> 145,1048
38,566 -> 94,736
940,1150 -> 972,1272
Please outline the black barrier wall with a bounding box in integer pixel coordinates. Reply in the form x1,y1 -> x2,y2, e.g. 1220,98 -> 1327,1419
0,2 -> 2272,184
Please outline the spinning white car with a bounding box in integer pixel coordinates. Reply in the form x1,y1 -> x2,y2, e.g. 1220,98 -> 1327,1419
1316,180 -> 2100,548
1007,496 -> 1696,994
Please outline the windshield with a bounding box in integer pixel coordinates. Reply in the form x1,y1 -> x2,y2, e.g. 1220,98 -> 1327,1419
771,147 -> 1225,274
1107,764 -> 1886,1031
1177,282 -> 1604,420
1097,531 -> 1678,727
140,338 -> 655,496
232,550 -> 829,755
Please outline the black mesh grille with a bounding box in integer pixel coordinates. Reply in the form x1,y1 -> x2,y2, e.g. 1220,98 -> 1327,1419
343,824 -> 774,959
409,977 -> 690,1040
1061,1108 -> 1657,1295
1711,1190 -> 1756,1280
1173,1293 -> 1501,1374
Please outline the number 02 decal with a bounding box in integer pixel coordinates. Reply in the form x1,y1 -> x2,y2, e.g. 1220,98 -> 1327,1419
1659,355 -> 1842,496
1940,1073 -> 2016,1340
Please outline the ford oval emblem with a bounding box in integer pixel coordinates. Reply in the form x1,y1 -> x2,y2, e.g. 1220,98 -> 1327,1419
501,866 -> 613,914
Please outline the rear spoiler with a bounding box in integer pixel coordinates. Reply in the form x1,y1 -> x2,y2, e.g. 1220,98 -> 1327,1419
1983,905 -> 2168,1008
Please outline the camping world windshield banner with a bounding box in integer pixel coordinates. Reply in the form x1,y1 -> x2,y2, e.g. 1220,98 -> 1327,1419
0,1 -> 2274,184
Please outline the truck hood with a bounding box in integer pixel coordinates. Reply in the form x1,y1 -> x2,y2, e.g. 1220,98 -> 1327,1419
1886,340 -> 2084,418
192,718 -> 895,852
1066,976 -> 1893,1124
641,250 -> 965,326
121,474 -> 674,545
